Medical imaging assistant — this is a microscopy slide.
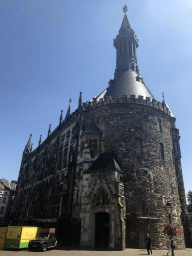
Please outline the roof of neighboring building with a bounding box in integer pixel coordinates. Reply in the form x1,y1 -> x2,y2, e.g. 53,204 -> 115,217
9,181 -> 17,191
84,149 -> 122,174
0,179 -> 10,191
81,122 -> 102,137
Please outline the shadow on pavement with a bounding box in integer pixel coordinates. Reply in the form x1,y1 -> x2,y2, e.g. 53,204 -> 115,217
58,246 -> 115,251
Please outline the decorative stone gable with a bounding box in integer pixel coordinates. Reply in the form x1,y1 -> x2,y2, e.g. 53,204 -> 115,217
91,184 -> 110,207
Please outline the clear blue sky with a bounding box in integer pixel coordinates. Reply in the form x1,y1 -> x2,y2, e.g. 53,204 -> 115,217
1,0 -> 192,199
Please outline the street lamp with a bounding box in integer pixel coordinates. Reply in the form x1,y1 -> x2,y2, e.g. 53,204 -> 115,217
165,201 -> 174,256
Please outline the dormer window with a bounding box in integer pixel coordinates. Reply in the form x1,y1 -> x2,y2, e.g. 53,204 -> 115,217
89,139 -> 97,148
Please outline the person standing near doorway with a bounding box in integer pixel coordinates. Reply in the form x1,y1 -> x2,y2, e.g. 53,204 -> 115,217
145,234 -> 152,255
167,238 -> 172,255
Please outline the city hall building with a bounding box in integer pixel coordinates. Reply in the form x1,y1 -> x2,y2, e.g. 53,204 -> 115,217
13,5 -> 188,250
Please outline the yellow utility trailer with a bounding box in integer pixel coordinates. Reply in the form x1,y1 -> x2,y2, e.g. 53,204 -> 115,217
0,227 -> 7,249
4,226 -> 38,249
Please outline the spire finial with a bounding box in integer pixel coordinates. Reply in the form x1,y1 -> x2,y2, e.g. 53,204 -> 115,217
48,124 -> 51,137
39,135 -> 42,145
60,110 -> 63,124
123,5 -> 128,14
162,92 -> 164,101
78,92 -> 82,109
69,98 -> 72,104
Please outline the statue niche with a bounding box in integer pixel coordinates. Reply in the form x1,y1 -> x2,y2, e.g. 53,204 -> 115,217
92,187 -> 110,207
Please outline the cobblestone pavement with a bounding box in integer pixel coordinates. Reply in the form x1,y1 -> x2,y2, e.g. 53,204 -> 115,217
0,248 -> 192,256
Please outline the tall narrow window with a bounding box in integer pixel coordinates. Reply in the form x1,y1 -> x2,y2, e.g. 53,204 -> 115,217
120,45 -> 122,56
160,143 -> 164,160
124,41 -> 127,54
136,138 -> 142,156
129,42 -> 132,55
158,118 -> 162,132
0,206 -> 5,215
141,201 -> 146,216
135,114 -> 141,127
163,196 -> 166,205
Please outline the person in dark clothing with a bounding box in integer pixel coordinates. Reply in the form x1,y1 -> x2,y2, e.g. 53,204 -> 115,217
145,234 -> 152,255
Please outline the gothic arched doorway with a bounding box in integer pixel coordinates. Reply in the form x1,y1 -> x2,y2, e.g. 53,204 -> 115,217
95,212 -> 109,248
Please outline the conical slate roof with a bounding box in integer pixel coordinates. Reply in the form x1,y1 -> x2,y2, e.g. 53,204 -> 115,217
84,150 -> 122,174
81,122 -> 102,137
104,70 -> 154,100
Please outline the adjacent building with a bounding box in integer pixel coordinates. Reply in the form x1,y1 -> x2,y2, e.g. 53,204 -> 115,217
0,179 -> 17,226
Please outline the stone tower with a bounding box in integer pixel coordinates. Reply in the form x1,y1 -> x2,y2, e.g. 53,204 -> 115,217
72,5 -> 187,250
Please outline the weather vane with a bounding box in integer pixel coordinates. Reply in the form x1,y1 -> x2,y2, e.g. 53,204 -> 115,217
123,5 -> 128,14
69,98 -> 72,104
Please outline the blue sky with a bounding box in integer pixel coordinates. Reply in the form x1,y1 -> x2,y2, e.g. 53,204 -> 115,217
1,0 -> 192,199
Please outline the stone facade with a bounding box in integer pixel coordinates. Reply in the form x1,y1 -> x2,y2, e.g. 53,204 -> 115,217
13,5 -> 188,250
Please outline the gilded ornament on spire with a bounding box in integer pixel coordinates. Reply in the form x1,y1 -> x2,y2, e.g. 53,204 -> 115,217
123,5 -> 128,14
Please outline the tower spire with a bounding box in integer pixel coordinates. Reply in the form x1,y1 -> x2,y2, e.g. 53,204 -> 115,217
113,5 -> 139,78
65,98 -> 72,119
103,6 -> 154,101
23,134 -> 32,154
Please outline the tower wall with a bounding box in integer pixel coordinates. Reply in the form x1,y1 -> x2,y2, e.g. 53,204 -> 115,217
79,96 -> 185,249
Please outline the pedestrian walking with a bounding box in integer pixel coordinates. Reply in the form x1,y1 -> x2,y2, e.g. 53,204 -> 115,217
145,233 -> 152,255
167,237 -> 172,255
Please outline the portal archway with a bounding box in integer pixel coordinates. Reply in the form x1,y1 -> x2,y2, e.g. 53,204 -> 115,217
95,212 -> 109,248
